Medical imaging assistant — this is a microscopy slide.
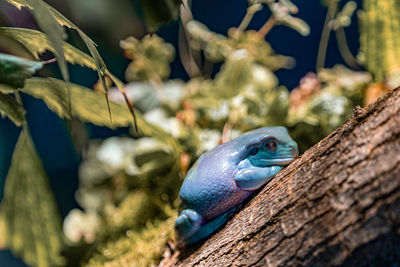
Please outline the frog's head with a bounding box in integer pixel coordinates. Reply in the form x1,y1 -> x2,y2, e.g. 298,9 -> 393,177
240,126 -> 298,167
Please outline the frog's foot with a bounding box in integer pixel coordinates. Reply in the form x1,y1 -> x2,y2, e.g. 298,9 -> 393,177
235,159 -> 283,191
174,209 -> 205,243
175,208 -> 235,246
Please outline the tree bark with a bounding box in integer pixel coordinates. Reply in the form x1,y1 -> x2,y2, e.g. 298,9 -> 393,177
161,87 -> 400,267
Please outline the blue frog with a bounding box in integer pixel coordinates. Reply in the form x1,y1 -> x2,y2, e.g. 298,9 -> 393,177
174,126 -> 298,245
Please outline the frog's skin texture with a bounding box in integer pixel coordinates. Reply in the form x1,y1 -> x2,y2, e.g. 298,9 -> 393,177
175,126 -> 299,245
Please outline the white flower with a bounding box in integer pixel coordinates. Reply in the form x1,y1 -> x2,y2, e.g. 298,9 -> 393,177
96,137 -> 136,172
63,209 -> 101,244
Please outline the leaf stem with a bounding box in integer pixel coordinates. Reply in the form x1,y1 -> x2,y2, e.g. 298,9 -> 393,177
237,10 -> 254,33
258,16 -> 277,38
232,3 -> 263,39
14,91 -> 23,105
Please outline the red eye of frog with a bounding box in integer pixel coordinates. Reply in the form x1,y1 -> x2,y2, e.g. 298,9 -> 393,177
264,140 -> 277,152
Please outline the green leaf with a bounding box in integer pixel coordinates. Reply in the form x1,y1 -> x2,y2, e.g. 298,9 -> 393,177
139,0 -> 182,31
0,128 -> 64,267
23,78 -> 150,132
0,27 -> 96,70
7,0 -> 69,82
0,213 -> 5,249
41,3 -> 109,92
23,77 -> 129,127
0,83 -> 16,93
0,53 -> 44,88
0,34 -> 33,59
6,0 -> 108,95
6,0 -> 108,85
22,77 -> 183,161
0,91 -> 26,126
5,0 -> 30,9
24,0 -> 73,112
106,70 -> 139,134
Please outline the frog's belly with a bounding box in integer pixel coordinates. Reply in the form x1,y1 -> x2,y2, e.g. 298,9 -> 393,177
180,176 -> 253,220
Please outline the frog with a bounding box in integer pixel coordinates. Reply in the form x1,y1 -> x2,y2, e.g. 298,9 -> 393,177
174,126 -> 298,245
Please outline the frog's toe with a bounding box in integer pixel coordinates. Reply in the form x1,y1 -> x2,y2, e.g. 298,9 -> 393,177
175,209 -> 205,242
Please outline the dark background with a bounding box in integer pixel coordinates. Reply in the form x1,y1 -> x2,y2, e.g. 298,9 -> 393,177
0,0 -> 362,265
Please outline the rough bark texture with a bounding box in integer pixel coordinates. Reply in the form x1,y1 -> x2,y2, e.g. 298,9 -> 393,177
161,87 -> 400,267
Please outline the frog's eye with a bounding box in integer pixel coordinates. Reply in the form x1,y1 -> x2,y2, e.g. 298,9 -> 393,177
248,147 -> 258,156
264,140 -> 277,152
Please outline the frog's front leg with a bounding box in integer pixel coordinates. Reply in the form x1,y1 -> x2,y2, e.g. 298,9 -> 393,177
235,158 -> 282,191
175,208 -> 234,245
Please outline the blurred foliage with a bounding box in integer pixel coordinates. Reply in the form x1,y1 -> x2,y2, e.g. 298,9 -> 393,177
0,0 -> 399,266
121,35 -> 175,82
0,128 -> 65,267
330,1 -> 357,30
359,0 -> 400,87
138,0 -> 181,31
288,66 -> 371,152
0,1 -> 183,266
187,21 -> 294,70
84,217 -> 176,267
265,0 -> 310,36
47,0 -> 146,47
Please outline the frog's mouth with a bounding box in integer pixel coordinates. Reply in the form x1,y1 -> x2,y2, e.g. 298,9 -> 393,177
256,157 -> 296,166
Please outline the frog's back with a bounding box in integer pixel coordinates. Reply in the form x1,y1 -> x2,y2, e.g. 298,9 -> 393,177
179,142 -> 252,220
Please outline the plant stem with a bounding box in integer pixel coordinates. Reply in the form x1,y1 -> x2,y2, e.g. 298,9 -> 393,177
316,0 -> 339,71
258,16 -> 277,38
179,0 -> 202,78
335,27 -> 361,69
233,4 -> 263,39
237,7 -> 257,34
14,91 -> 23,105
